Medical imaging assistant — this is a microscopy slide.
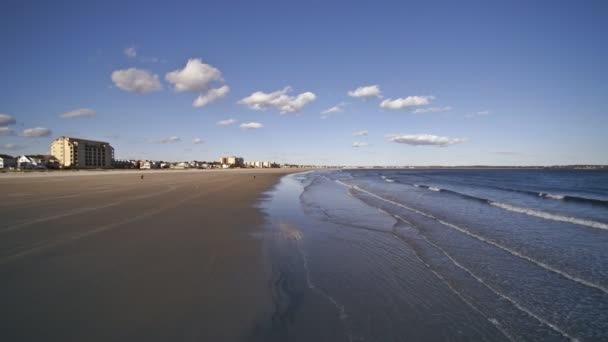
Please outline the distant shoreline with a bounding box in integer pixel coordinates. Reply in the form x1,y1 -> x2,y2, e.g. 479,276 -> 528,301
0,168 -> 319,178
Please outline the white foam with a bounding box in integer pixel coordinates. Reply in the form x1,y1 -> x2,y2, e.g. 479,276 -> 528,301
335,180 -> 608,295
539,192 -> 565,200
490,202 -> 608,231
385,178 -> 395,183
429,187 -> 441,192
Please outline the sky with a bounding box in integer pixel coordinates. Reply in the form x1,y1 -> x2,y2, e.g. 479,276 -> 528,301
1,0 -> 607,166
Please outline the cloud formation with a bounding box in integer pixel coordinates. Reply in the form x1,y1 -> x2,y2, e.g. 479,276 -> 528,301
165,59 -> 223,92
22,127 -> 52,137
124,46 -> 137,58
111,68 -> 162,94
240,122 -> 263,129
217,118 -> 237,125
1,143 -> 22,150
386,134 -> 465,146
348,85 -> 382,98
0,127 -> 15,136
322,105 -> 344,115
159,136 -> 180,143
0,114 -> 16,126
61,108 -> 96,118
192,138 -> 203,144
352,142 -> 369,147
353,130 -> 368,136
380,96 -> 434,110
239,87 -> 316,113
413,106 -> 452,114
193,85 -> 230,107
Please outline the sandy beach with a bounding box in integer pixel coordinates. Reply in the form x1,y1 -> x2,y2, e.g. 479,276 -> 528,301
0,169 -> 304,341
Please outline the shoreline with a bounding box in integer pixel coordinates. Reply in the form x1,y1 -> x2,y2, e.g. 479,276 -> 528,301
0,168 -> 314,178
0,168 -> 310,341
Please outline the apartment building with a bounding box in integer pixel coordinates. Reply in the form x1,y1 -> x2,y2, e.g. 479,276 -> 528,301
219,156 -> 244,168
51,136 -> 114,168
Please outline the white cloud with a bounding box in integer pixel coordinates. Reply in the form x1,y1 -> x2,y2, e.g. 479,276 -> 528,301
0,114 -> 16,126
111,68 -> 162,94
217,118 -> 237,126
238,87 -> 316,113
240,122 -> 263,130
0,127 -> 15,136
387,134 -> 465,146
413,106 -> 452,114
380,96 -> 434,110
1,143 -> 23,150
165,58 -> 223,92
159,136 -> 180,143
192,138 -> 203,144
61,108 -> 96,118
322,105 -> 343,114
352,142 -> 369,148
321,103 -> 348,118
348,85 -> 382,98
353,130 -> 368,136
22,127 -> 52,137
193,85 -> 230,107
466,110 -> 491,118
124,46 -> 137,58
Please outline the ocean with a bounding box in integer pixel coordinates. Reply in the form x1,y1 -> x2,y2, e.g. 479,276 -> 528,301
259,169 -> 608,342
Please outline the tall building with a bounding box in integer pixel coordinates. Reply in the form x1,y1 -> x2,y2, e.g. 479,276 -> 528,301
51,136 -> 114,168
219,156 -> 244,167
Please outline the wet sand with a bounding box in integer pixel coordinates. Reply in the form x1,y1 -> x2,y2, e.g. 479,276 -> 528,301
0,169 -> 304,341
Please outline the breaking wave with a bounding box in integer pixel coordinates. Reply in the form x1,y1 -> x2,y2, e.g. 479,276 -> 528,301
489,186 -> 608,206
490,202 -> 608,231
412,184 -> 608,231
335,180 -> 608,295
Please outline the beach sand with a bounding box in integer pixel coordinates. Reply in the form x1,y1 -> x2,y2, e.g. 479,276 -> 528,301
0,169 -> 304,341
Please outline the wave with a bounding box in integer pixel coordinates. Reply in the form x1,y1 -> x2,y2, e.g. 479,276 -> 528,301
487,186 -> 608,207
538,192 -> 565,200
397,219 -> 579,342
335,180 -> 608,295
490,202 -> 608,230
413,184 -> 437,191
412,183 -> 608,231
380,175 -> 395,183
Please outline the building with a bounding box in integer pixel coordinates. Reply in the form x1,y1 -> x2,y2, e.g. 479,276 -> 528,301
51,136 -> 114,169
245,160 -> 278,168
0,155 -> 13,169
219,156 -> 244,168
113,159 -> 137,169
16,155 -> 38,169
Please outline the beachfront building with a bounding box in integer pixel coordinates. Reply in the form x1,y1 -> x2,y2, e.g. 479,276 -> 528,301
16,155 -> 40,169
219,156 -> 244,168
0,155 -> 16,169
51,136 -> 114,169
245,160 -> 278,168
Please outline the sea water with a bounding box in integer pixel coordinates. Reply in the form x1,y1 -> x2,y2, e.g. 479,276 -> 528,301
260,169 -> 608,341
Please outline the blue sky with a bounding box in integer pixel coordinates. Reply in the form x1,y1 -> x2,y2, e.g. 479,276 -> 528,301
1,0 -> 606,165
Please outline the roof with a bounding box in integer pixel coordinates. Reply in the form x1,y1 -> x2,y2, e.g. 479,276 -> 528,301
55,136 -> 111,145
